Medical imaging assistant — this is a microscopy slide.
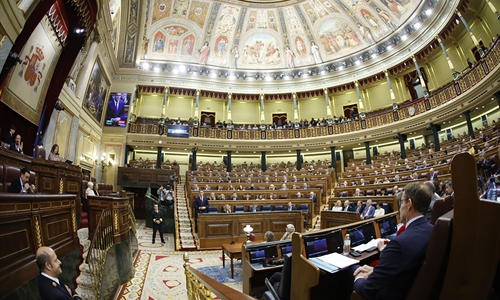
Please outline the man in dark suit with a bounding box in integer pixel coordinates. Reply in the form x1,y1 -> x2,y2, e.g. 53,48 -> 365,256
360,199 -> 375,219
9,134 -> 23,154
428,168 -> 438,184
10,167 -> 30,193
36,246 -> 81,300
343,200 -> 354,212
6,124 -> 15,146
152,204 -> 165,244
106,93 -> 127,125
193,191 -> 210,214
353,182 -> 433,299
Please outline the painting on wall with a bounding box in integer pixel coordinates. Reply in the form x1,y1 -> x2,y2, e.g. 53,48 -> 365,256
3,22 -> 59,124
82,57 -> 110,125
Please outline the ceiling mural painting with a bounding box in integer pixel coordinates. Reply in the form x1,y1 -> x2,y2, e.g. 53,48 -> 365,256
133,0 -> 422,70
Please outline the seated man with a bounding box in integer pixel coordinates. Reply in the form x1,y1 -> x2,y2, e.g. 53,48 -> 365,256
353,182 -> 433,299
10,167 -> 31,193
10,134 -> 24,154
360,199 -> 375,219
36,246 -> 81,300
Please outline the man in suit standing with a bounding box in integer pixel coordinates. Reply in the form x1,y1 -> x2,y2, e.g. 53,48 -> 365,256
9,134 -> 23,154
353,182 -> 433,299
106,93 -> 127,125
152,204 -> 165,244
36,246 -> 81,300
360,199 -> 375,219
194,191 -> 210,214
10,167 -> 30,193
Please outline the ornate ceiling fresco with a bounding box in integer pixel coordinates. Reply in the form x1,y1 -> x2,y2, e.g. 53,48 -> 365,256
115,0 -> 462,93
136,0 -> 421,69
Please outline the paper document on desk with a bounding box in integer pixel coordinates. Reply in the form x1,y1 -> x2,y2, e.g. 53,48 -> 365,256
317,253 -> 359,269
353,238 -> 384,252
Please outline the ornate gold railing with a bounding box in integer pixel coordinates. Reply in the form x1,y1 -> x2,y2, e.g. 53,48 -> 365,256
128,204 -> 137,235
183,253 -> 255,300
128,40 -> 500,139
86,208 -> 113,300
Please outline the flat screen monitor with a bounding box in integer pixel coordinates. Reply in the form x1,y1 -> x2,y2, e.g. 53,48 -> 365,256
347,222 -> 376,247
248,244 -> 279,264
303,230 -> 343,258
280,243 -> 293,256
376,215 -> 398,237
105,92 -> 130,127
167,124 -> 190,138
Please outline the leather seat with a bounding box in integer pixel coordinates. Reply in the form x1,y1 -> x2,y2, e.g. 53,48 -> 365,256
262,204 -> 271,211
234,205 -> 244,212
430,195 -> 453,225
263,253 -> 293,300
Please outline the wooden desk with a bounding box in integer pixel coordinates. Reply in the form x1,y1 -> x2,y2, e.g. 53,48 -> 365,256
222,243 -> 243,278
197,211 -> 304,249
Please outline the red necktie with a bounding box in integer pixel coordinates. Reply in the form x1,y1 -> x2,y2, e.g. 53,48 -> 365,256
397,224 -> 406,236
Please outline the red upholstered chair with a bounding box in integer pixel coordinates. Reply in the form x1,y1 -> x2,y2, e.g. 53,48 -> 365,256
4,165 -> 20,192
0,164 -> 4,192
34,145 -> 46,159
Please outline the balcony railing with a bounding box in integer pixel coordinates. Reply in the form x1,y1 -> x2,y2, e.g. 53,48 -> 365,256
128,41 -> 500,139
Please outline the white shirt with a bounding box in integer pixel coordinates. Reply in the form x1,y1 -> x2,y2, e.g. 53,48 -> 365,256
374,208 -> 385,217
332,206 -> 342,211
41,272 -> 60,285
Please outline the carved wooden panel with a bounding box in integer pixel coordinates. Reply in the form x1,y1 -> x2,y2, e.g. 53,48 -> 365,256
206,223 -> 232,236
42,212 -> 72,245
0,217 -> 34,272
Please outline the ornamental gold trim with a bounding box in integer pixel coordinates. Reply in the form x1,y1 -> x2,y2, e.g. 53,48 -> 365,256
34,215 -> 42,248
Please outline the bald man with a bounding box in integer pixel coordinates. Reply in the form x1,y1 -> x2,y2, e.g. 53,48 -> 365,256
36,246 -> 81,300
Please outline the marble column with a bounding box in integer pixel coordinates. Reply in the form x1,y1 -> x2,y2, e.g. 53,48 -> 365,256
411,56 -> 429,98
227,93 -> 232,129
464,110 -> 475,138
127,87 -> 137,124
296,149 -> 302,170
384,70 -> 398,110
436,36 -> 458,79
159,87 -> 168,135
260,94 -> 265,129
355,81 -> 365,119
484,0 -> 500,19
324,88 -> 333,124
191,148 -> 197,171
227,151 -> 232,172
292,92 -> 299,127
494,91 -> 500,109
397,134 -> 407,159
456,10 -> 484,57
261,151 -> 266,172
365,141 -> 371,165
330,146 -> 337,181
430,124 -> 441,152
156,147 -> 162,169
194,89 -> 200,126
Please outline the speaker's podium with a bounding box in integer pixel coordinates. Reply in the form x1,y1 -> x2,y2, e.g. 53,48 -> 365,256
145,193 -> 175,233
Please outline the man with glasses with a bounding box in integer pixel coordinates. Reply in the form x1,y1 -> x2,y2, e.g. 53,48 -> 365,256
353,182 -> 433,299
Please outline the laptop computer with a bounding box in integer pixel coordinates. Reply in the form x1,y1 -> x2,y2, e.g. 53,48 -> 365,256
376,215 -> 398,239
303,230 -> 344,273
347,222 -> 377,247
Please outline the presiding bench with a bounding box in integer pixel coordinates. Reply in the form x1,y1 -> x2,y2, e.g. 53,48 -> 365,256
197,211 -> 304,249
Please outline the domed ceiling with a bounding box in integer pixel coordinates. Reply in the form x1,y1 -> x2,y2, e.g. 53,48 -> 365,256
137,0 -> 422,69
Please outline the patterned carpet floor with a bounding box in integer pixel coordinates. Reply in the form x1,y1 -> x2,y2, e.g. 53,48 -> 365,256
115,221 -> 242,300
